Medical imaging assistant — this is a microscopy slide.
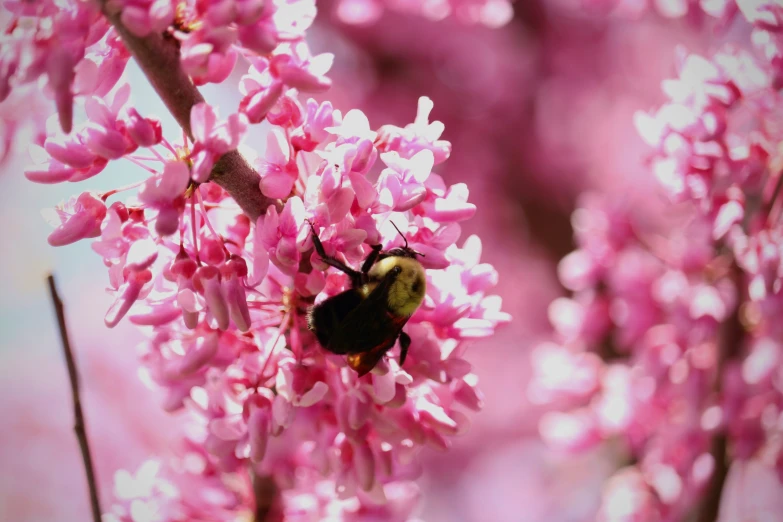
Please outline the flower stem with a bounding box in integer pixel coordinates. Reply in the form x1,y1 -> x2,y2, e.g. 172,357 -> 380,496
46,274 -> 102,522
98,5 -> 279,221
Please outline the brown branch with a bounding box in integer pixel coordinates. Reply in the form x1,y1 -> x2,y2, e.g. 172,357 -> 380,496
99,6 -> 279,221
697,434 -> 729,522
695,263 -> 744,522
47,274 -> 103,522
252,470 -> 279,522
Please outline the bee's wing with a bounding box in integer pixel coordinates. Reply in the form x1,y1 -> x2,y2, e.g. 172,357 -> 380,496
344,312 -> 407,376
326,285 -> 408,374
307,289 -> 363,349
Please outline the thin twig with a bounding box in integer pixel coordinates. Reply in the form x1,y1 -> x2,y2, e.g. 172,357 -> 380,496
47,274 -> 103,522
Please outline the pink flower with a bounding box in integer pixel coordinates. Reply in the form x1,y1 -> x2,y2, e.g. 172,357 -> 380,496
44,133 -> 99,169
82,85 -> 136,160
179,27 -> 238,86
417,177 -> 477,223
377,150 -> 433,211
25,144 -> 107,184
114,0 -> 175,38
138,160 -> 190,236
530,10 -> 783,520
105,268 -> 153,328
375,97 -> 451,164
220,256 -> 252,332
256,196 -> 307,274
528,342 -> 602,403
74,32 -> 131,98
44,192 -> 107,246
269,45 -> 333,93
291,99 -> 340,151
125,108 -> 162,147
258,129 -> 297,198
190,103 -> 249,182
237,0 -> 316,53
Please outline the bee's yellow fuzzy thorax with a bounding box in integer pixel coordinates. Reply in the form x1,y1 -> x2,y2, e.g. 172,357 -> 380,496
369,257 -> 426,317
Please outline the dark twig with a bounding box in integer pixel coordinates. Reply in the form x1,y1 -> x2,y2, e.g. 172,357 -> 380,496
697,434 -> 729,522
695,263 -> 744,522
47,274 -> 103,522
252,470 -> 279,522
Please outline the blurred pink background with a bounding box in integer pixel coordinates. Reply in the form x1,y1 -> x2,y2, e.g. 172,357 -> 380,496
0,2 -> 730,521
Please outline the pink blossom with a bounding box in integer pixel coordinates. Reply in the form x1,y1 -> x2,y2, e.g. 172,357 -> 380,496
236,0 -> 316,53
44,134 -> 100,169
417,178 -> 477,223
105,268 -> 154,328
113,0 -> 176,37
269,45 -> 334,93
375,97 -> 452,165
258,129 -> 298,198
179,26 -> 238,86
29,85 -> 138,180
256,196 -> 307,274
238,44 -> 333,124
25,145 -> 107,184
84,85 -> 136,159
44,192 -> 107,246
190,103 -> 249,182
221,256 -> 252,332
74,32 -> 131,98
137,160 -> 190,236
293,99 -> 340,150
377,150 -> 433,211
125,108 -> 162,148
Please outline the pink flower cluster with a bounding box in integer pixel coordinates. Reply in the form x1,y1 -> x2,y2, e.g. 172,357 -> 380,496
1,1 -> 127,142
0,0 -> 329,155
14,0 -> 509,517
531,2 -> 783,520
120,96 -> 504,517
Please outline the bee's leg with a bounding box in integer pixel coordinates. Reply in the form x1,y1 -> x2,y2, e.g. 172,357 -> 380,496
398,331 -> 411,367
308,221 -> 362,280
360,244 -> 383,274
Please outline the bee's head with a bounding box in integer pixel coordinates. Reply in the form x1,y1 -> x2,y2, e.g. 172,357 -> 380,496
379,246 -> 421,260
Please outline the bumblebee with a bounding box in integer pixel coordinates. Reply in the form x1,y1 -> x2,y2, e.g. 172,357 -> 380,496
306,222 -> 426,376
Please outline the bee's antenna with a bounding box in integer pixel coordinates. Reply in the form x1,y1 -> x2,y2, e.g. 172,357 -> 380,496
390,221 -> 408,249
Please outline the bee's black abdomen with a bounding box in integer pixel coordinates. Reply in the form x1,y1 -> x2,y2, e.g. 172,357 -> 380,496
307,289 -> 364,351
